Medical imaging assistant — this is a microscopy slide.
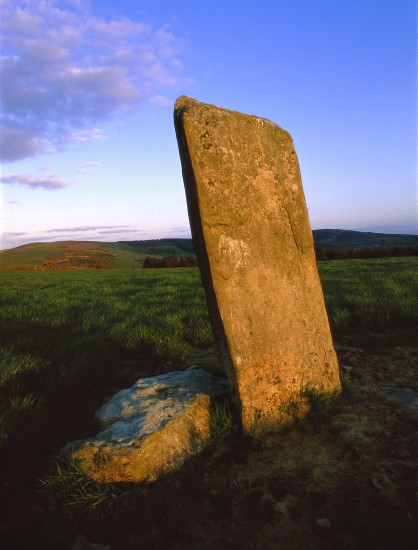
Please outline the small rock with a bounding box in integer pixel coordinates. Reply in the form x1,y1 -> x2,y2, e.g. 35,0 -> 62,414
63,366 -> 229,482
273,500 -> 288,514
315,518 -> 331,531
371,473 -> 393,492
273,494 -> 298,515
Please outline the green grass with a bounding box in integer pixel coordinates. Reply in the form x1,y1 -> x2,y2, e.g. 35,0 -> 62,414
39,456 -> 131,531
300,386 -> 342,422
0,268 -> 213,493
1,258 -> 416,458
210,401 -> 237,443
318,257 -> 418,340
0,268 -> 212,366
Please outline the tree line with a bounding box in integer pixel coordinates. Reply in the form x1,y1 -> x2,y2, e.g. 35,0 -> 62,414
142,246 -> 418,268
315,245 -> 418,261
142,255 -> 198,268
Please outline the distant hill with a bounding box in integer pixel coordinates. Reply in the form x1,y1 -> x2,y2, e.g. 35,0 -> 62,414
313,229 -> 418,249
118,238 -> 195,256
0,241 -> 143,269
1,230 -> 417,269
0,239 -> 195,270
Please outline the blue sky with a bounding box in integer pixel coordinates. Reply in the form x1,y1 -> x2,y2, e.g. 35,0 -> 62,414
1,0 -> 416,250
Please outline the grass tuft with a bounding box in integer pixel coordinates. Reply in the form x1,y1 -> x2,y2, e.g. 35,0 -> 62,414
210,401 -> 237,443
339,369 -> 353,396
39,456 -> 130,534
0,392 -> 45,449
300,386 -> 342,422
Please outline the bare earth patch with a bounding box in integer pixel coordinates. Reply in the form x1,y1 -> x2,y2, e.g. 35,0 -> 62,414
126,341 -> 417,550
42,243 -> 115,269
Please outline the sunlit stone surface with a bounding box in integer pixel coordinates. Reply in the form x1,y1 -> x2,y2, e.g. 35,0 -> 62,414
174,96 -> 341,436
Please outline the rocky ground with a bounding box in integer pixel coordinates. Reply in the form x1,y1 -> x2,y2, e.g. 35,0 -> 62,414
66,341 -> 418,550
3,341 -> 418,549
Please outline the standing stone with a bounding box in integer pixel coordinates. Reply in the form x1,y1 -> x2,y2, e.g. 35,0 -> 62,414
174,96 -> 340,437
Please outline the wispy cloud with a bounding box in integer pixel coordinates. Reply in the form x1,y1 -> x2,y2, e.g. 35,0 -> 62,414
3,231 -> 28,237
0,173 -> 69,189
0,0 -> 192,162
75,161 -> 102,174
167,226 -> 192,237
149,95 -> 173,107
97,229 -> 146,235
47,225 -> 131,233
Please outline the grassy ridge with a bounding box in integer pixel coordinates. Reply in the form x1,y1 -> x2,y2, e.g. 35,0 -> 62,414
313,229 -> 418,248
0,239 -> 195,269
2,230 -> 417,269
0,242 -> 65,267
0,241 -> 148,269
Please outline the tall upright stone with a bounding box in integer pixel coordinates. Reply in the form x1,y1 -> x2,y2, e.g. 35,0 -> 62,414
174,96 -> 340,437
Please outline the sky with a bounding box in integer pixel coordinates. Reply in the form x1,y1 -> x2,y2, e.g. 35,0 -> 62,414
0,0 -> 417,250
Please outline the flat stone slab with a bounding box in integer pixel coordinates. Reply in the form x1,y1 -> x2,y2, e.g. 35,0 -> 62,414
174,97 -> 341,436
63,366 -> 229,482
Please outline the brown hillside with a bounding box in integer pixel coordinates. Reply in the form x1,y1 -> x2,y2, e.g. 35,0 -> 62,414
0,242 -> 116,270
41,242 -> 115,269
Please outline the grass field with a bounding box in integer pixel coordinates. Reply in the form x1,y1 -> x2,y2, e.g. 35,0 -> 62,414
318,257 -> 417,337
0,257 -> 417,547
1,258 -> 417,448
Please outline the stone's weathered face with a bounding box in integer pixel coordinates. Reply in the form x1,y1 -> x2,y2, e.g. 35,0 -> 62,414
217,235 -> 251,280
174,96 -> 341,437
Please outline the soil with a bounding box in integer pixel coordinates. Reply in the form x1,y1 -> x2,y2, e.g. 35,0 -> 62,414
2,341 -> 417,549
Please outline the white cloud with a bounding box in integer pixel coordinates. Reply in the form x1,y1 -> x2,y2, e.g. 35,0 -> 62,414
97,229 -> 146,235
69,128 -> 109,143
75,161 -> 101,174
0,173 -> 69,189
0,0 -> 192,162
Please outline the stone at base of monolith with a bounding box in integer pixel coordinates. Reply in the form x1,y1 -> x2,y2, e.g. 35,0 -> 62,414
174,97 -> 341,437
62,366 -> 229,483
